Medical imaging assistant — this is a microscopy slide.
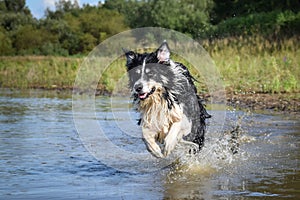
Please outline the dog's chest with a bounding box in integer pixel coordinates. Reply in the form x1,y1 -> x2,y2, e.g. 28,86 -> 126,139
139,100 -> 170,133
138,94 -> 182,135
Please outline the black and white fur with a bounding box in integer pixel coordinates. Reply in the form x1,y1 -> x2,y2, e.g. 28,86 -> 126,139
124,42 -> 211,120
124,42 -> 208,158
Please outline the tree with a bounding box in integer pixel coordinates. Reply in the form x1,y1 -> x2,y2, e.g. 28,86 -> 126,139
4,0 -> 25,12
150,0 -> 214,37
0,27 -> 14,55
4,0 -> 31,15
55,0 -> 80,12
0,1 -> 7,11
42,2 -> 129,55
45,0 -> 80,19
104,0 -> 214,38
78,33 -> 97,53
13,25 -> 57,54
77,7 -> 128,42
0,12 -> 36,31
103,0 -> 153,27
211,0 -> 300,24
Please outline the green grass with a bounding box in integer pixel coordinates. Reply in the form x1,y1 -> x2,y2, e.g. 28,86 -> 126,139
0,56 -> 81,89
204,36 -> 300,93
0,36 -> 299,95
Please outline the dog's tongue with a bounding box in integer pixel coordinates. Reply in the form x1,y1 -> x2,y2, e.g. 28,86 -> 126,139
139,93 -> 148,99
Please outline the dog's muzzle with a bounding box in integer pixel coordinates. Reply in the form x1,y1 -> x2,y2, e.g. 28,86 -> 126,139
135,85 -> 156,100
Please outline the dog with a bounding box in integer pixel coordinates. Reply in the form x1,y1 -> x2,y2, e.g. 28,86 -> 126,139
124,42 -> 209,158
124,42 -> 211,120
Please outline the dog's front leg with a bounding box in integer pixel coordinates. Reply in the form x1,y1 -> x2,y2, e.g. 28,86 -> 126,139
164,121 -> 182,156
142,127 -> 164,158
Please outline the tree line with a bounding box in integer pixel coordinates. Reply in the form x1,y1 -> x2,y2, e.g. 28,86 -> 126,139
0,0 -> 299,56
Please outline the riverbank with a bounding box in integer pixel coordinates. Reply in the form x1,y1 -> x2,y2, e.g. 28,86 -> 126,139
0,38 -> 299,114
1,37 -> 299,93
225,91 -> 300,113
1,87 -> 299,115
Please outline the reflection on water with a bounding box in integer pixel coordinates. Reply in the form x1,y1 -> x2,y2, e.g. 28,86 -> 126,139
0,89 -> 299,199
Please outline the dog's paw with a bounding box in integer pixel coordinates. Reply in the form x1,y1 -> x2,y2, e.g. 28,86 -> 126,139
151,150 -> 165,158
146,142 -> 164,158
148,145 -> 164,158
163,134 -> 177,157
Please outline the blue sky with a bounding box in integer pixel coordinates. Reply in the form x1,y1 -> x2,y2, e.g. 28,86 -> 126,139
26,0 -> 102,19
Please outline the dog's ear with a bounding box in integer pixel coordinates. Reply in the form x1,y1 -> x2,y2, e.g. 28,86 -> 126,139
123,48 -> 135,60
123,48 -> 138,71
156,41 -> 170,62
122,47 -> 130,54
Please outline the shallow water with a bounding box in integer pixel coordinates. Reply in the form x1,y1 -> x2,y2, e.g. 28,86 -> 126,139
0,89 -> 299,199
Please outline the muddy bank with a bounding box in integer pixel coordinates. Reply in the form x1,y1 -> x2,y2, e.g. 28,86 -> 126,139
225,91 -> 300,113
89,88 -> 300,114
2,87 -> 299,114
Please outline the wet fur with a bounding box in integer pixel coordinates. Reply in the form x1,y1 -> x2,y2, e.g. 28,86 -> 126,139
124,42 -> 209,158
137,85 -> 186,158
124,42 -> 211,120
127,62 -> 203,158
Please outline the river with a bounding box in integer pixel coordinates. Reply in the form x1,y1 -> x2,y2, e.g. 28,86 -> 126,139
0,89 -> 299,199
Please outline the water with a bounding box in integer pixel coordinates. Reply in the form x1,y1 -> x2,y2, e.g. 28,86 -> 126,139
0,89 -> 299,199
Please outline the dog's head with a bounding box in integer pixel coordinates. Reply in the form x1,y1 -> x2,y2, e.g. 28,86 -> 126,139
124,41 -> 174,100
123,41 -> 171,71
128,61 -> 174,101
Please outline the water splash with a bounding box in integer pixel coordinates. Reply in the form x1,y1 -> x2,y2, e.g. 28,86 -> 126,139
168,111 -> 256,175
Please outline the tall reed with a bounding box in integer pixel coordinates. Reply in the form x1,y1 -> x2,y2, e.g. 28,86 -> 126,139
0,36 -> 299,94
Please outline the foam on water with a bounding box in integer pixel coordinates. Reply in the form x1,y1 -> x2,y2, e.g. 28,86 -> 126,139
166,112 -> 254,176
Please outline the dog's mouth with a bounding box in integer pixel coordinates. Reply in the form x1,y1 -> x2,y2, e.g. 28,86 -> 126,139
138,87 -> 156,100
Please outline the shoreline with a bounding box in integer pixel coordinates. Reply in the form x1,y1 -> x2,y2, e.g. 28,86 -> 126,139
1,87 -> 299,114
225,91 -> 300,114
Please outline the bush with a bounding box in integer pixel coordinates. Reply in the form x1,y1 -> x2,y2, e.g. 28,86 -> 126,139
208,10 -> 300,38
0,28 -> 14,55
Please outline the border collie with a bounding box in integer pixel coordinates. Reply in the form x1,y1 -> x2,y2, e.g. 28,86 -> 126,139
124,42 -> 210,158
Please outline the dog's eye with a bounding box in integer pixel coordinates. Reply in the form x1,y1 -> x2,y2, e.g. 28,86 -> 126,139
129,54 -> 134,59
127,52 -> 135,59
145,68 -> 150,74
136,69 -> 141,74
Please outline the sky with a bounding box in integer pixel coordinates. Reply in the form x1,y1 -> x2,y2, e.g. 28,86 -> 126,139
26,0 -> 101,19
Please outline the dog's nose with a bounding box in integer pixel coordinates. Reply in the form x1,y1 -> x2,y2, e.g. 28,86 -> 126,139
134,83 -> 143,92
